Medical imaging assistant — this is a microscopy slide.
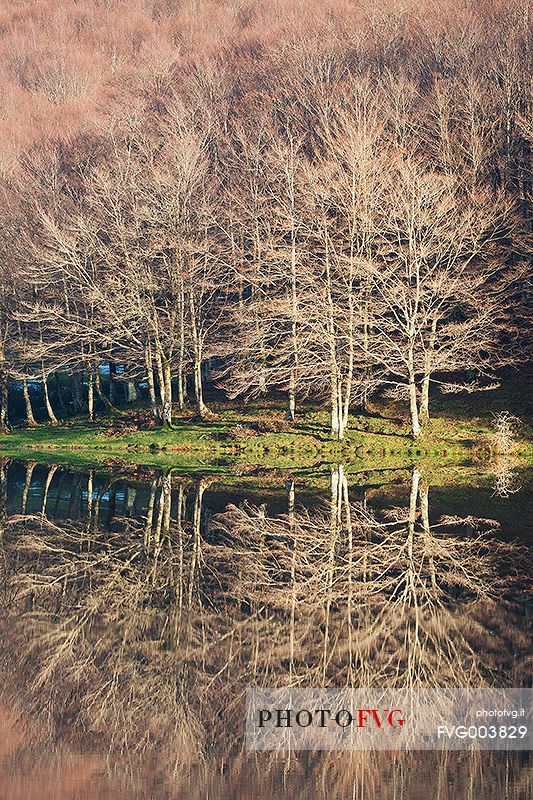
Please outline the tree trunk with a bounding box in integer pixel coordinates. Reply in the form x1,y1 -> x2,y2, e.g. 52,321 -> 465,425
286,202 -> 298,424
178,288 -> 186,411
125,486 -> 137,516
330,371 -> 345,440
87,366 -> 95,422
163,358 -> 172,412
407,347 -> 421,439
144,343 -> 160,421
337,387 -> 346,440
125,379 -> 137,403
324,222 -> 343,440
420,318 -> 437,421
193,357 -> 208,419
155,349 -> 166,410
95,365 -> 121,415
109,362 -> 121,405
330,376 -> 344,439
331,385 -> 339,438
420,373 -> 430,421
362,281 -> 370,413
287,476 -> 296,676
409,378 -> 421,439
419,479 -> 429,534
21,461 -> 36,514
323,465 -> 342,681
407,468 -> 421,545
162,356 -> 173,429
54,374 -> 69,414
285,372 -> 296,422
71,370 -> 85,413
177,363 -> 185,411
161,473 -> 172,540
189,293 -> 209,419
252,224 -> 267,395
41,364 -> 58,425
155,351 -> 172,428
341,229 -> 356,436
23,379 -> 37,427
341,374 -> 352,438
42,463 -> 57,517
419,478 -> 437,588
144,476 -> 158,551
178,371 -> 186,411
178,368 -> 186,412
86,470 -> 93,532
0,459 -> 7,542
190,477 -> 207,592
0,369 -> 10,433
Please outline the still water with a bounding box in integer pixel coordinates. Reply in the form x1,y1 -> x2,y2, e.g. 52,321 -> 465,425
0,458 -> 531,799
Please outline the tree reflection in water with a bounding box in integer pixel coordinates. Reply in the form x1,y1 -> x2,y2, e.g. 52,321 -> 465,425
0,460 -> 530,799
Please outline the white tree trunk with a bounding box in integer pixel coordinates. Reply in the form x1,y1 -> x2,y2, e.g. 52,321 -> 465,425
420,318 -> 437,420
23,379 -> 37,427
178,288 -> 186,410
87,367 -> 95,422
125,380 -> 137,403
144,343 -> 160,421
0,367 -> 9,433
41,364 -> 58,425
407,346 -> 421,438
193,357 -> 208,419
189,293 -> 209,419
286,370 -> 296,422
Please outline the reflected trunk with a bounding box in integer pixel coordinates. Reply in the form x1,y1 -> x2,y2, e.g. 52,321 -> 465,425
21,461 -> 36,514
42,463 -> 58,516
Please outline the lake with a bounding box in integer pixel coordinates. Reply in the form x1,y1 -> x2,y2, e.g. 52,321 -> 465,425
0,458 -> 531,799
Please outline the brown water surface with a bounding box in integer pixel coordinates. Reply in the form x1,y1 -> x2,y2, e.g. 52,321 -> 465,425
0,459 -> 530,799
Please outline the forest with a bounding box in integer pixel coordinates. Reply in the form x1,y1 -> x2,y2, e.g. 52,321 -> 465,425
0,4 -> 531,799
0,0 -> 531,443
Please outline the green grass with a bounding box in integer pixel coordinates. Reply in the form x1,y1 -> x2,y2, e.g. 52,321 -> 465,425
0,395 -> 531,472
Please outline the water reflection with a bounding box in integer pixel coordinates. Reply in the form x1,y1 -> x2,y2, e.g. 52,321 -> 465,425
0,458 -> 530,798
3,459 -> 533,539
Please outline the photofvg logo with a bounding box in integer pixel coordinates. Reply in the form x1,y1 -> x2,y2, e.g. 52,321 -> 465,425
248,691 -> 407,750
246,688 -> 533,751
258,707 -> 405,730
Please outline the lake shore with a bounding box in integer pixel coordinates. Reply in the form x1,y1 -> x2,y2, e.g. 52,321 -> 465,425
0,399 -> 531,472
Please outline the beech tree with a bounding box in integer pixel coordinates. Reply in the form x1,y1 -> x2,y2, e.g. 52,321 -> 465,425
0,1 -> 529,437
302,84 -> 389,438
365,157 -> 520,437
221,117 -> 314,421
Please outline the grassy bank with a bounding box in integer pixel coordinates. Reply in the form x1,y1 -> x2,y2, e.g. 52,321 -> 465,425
0,397 -> 531,471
